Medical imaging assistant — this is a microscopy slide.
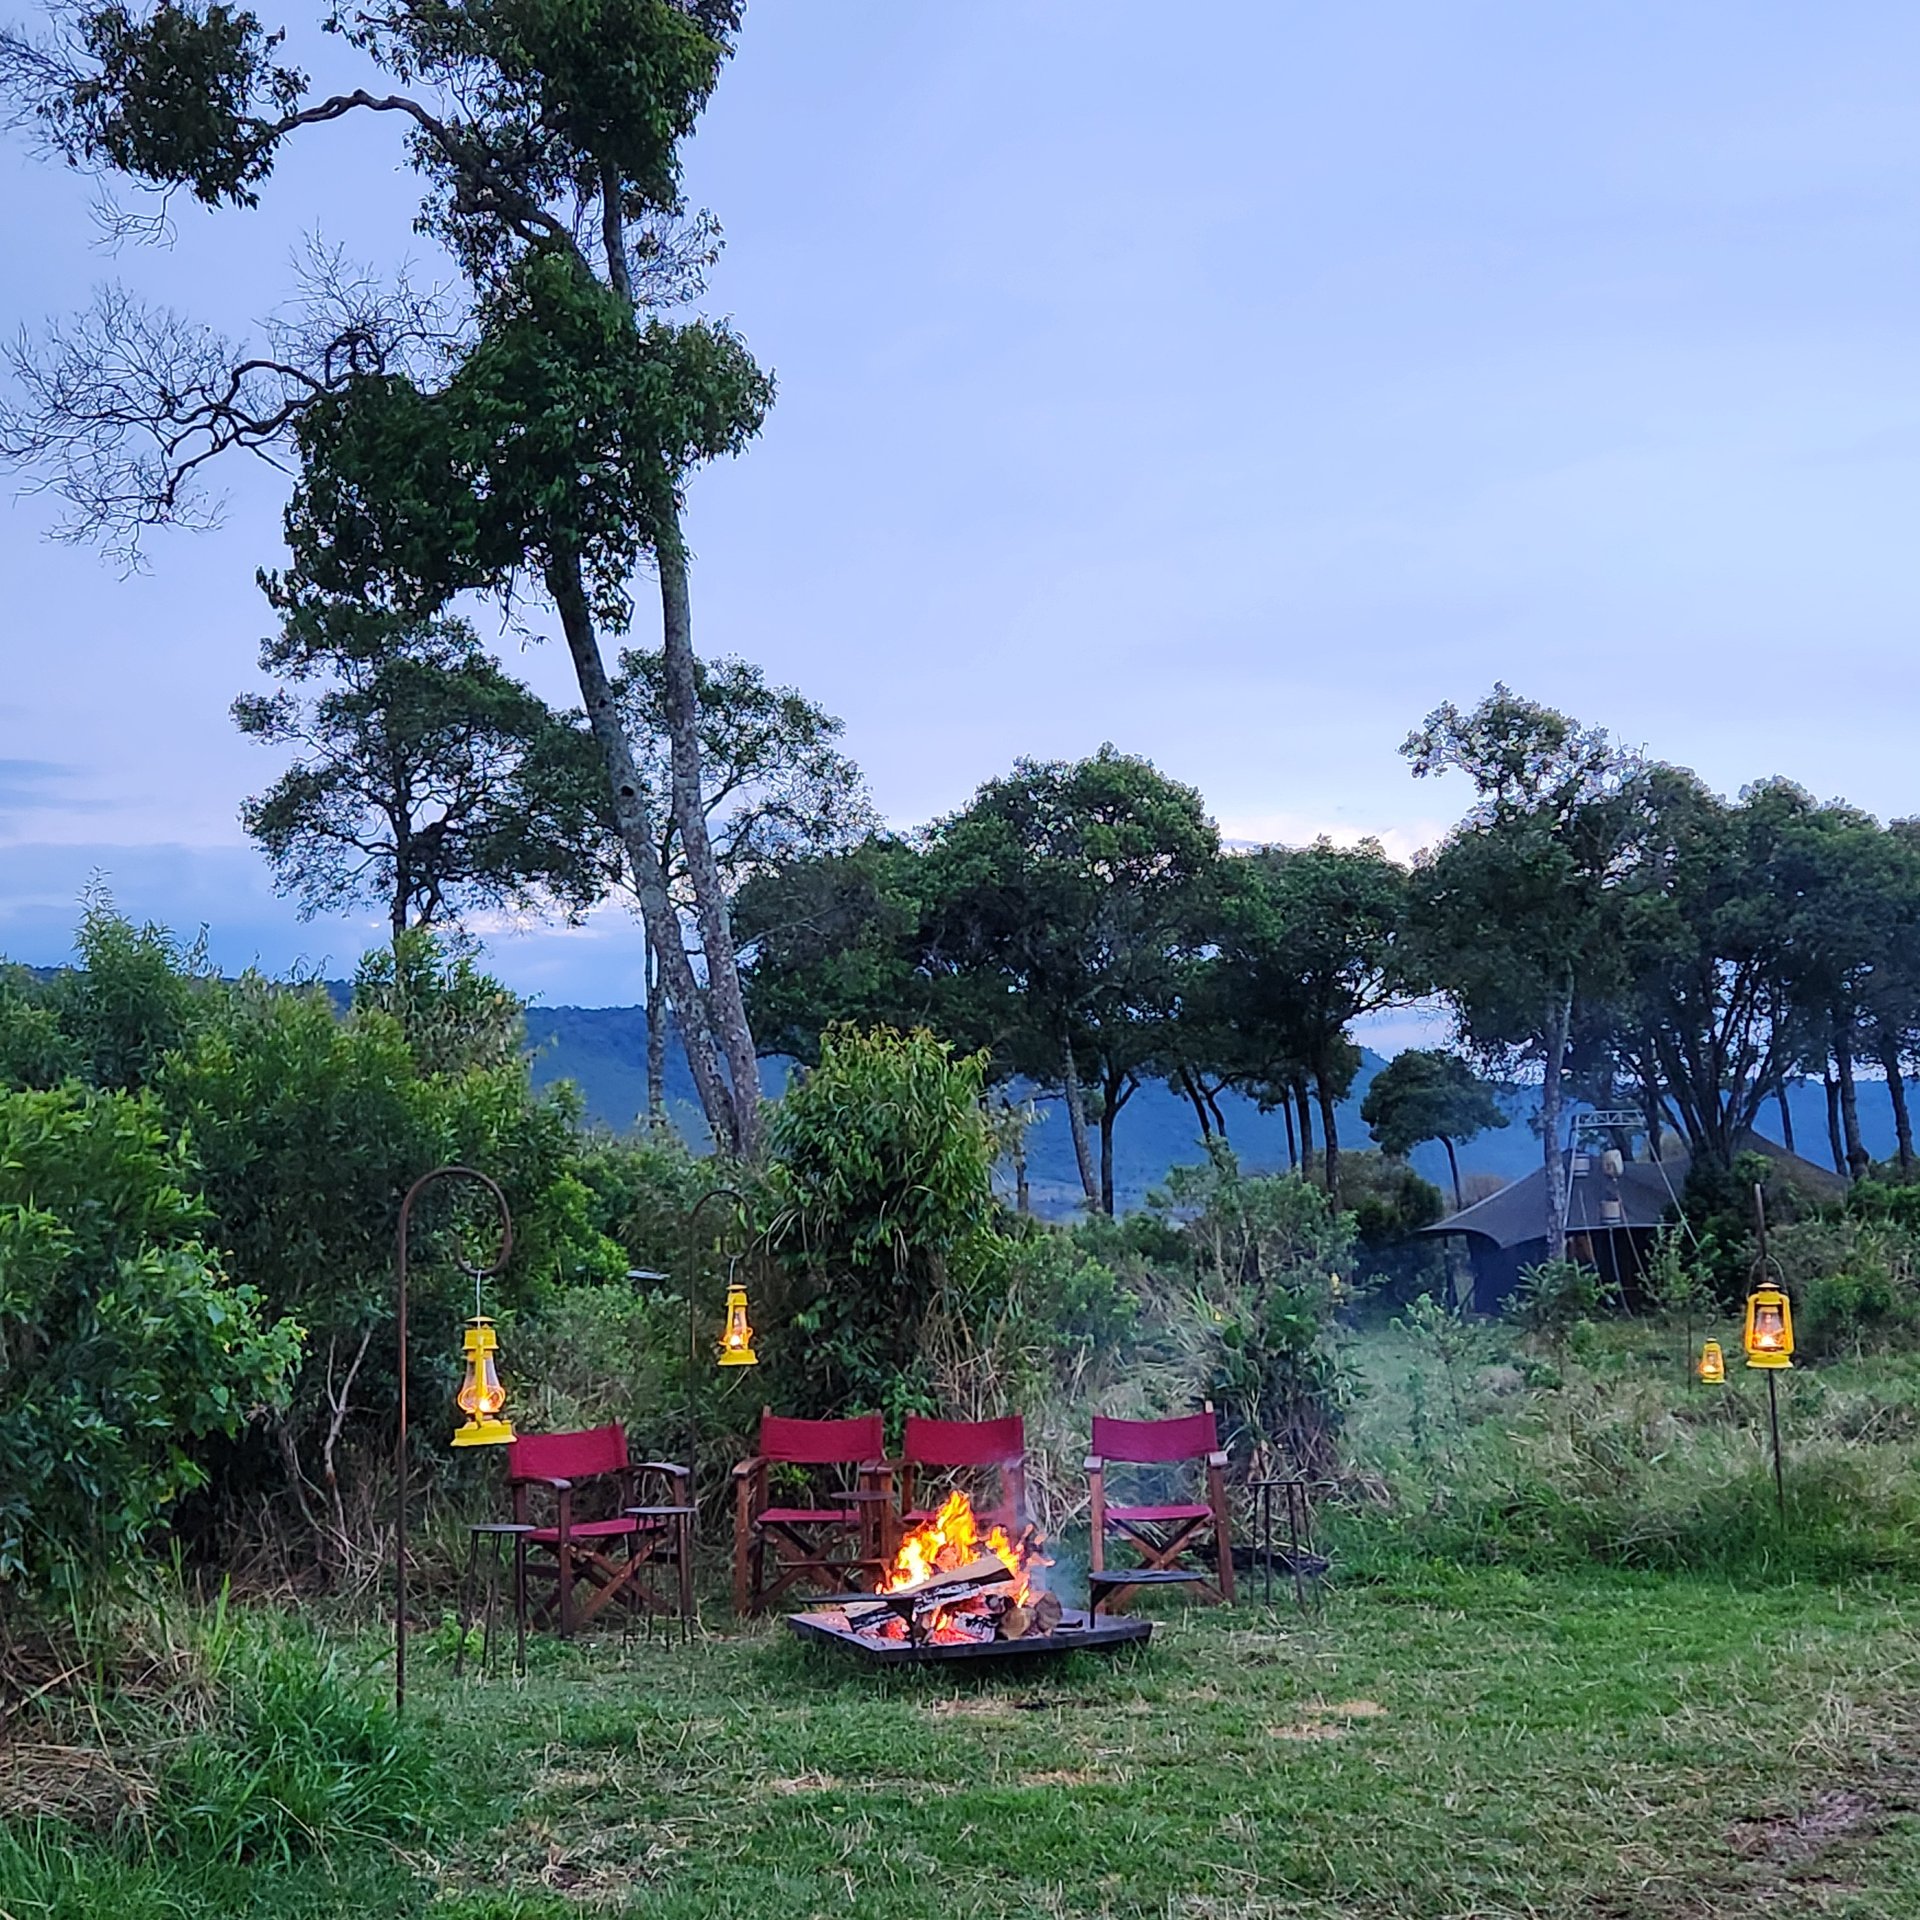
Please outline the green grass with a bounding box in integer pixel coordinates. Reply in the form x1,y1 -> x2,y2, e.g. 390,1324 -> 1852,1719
387,1568 -> 1920,1920
14,1325 -> 1920,1917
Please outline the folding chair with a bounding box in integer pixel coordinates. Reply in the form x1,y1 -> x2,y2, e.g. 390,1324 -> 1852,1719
899,1413 -> 1027,1532
507,1425 -> 691,1636
1086,1403 -> 1235,1610
732,1410 -> 890,1615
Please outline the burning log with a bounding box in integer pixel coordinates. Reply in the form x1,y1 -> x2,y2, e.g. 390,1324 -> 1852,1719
844,1553 -> 1012,1634
1000,1591 -> 1064,1641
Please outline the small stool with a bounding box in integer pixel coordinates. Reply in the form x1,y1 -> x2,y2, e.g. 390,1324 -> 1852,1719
457,1522 -> 533,1679
624,1505 -> 697,1640
1250,1475 -> 1329,1613
1088,1567 -> 1207,1617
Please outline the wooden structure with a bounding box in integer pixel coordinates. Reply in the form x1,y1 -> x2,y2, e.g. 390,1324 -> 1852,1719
731,1410 -> 891,1614
507,1424 -> 691,1635
1086,1404 -> 1235,1609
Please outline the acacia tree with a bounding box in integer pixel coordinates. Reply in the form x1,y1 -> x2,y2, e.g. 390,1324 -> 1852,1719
235,606 -> 606,939
607,648 -> 877,1120
0,0 -> 769,1154
1359,1048 -> 1507,1209
1213,840 -> 1413,1205
1405,686 -> 1642,1262
918,746 -> 1221,1215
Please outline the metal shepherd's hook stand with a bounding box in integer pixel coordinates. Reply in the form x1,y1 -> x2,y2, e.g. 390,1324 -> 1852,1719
1754,1183 -> 1786,1521
395,1165 -> 514,1715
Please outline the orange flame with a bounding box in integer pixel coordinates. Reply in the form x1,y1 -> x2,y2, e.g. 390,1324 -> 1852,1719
878,1489 -> 1047,1607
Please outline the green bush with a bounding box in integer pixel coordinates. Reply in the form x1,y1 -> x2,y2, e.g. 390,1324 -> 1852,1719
0,1086 -> 300,1591
769,1024 -> 1001,1411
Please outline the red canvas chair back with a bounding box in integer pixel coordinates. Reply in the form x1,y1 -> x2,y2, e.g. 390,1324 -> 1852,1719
508,1423 -> 630,1484
760,1411 -> 884,1467
1091,1408 -> 1218,1466
904,1413 -> 1024,1469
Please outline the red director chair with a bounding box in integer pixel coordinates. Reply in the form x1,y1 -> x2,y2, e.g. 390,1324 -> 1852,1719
731,1410 -> 891,1614
1086,1403 -> 1235,1611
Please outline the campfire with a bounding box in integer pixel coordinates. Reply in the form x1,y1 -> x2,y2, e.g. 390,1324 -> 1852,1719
786,1490 -> 1154,1666
862,1491 -> 1061,1646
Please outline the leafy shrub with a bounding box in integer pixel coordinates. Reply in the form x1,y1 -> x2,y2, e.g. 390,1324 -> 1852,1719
1507,1257 -> 1599,1351
1153,1146 -> 1353,1476
0,1087 -> 300,1592
769,1024 -> 1001,1411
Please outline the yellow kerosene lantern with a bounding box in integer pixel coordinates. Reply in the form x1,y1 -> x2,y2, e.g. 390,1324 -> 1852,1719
1743,1286 -> 1794,1371
452,1315 -> 516,1445
718,1284 -> 758,1367
1696,1339 -> 1726,1385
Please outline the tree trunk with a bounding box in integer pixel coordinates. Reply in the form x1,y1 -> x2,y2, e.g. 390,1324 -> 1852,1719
1176,1066 -> 1213,1139
644,935 -> 667,1127
1882,1036 -> 1915,1173
1061,1042 -> 1099,1209
548,546 -> 739,1152
655,499 -> 764,1160
1294,1078 -> 1315,1175
1281,1094 -> 1297,1169
1542,975 -> 1574,1263
1774,1071 -> 1795,1154
1640,1051 -> 1663,1162
1316,1074 -> 1341,1204
1098,1066 -> 1134,1218
1442,1134 -> 1463,1211
1204,1084 -> 1228,1139
1836,1020 -> 1864,1178
1824,1063 -> 1845,1175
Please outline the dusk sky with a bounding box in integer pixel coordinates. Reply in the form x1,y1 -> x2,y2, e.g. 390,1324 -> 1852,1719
4,3 -> 1920,1013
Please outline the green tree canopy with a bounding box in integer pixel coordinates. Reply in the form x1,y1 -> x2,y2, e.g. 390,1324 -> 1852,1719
235,608 -> 608,939
1360,1047 -> 1508,1209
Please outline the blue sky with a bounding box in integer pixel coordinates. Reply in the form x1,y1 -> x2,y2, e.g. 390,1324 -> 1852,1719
3,2 -> 1920,1012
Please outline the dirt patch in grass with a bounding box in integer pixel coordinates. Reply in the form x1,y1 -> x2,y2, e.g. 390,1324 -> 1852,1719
1727,1788 -> 1882,1863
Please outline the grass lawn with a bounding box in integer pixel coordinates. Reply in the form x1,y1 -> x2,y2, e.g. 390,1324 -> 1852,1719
365,1565 -> 1920,1920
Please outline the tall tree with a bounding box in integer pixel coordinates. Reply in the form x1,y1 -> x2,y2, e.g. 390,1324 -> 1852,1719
608,647 -> 877,1119
1404,686 -> 1642,1261
1213,840 -> 1413,1204
0,0 -> 770,1155
1360,1048 -> 1508,1209
235,608 -> 605,940
918,747 -> 1221,1214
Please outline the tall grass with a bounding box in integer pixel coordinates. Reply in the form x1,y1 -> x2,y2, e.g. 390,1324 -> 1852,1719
1333,1318 -> 1920,1580
0,1586 -> 435,1915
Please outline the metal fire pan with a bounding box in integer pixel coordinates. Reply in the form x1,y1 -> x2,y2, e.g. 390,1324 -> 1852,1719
784,1606 -> 1151,1666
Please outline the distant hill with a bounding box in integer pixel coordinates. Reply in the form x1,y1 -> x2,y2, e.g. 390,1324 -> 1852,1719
524,1003 -> 1914,1215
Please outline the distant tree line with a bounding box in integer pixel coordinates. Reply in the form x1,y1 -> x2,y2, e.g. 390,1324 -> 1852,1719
730,687 -> 1920,1255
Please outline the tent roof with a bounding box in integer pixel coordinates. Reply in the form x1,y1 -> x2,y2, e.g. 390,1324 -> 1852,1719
1422,1135 -> 1846,1251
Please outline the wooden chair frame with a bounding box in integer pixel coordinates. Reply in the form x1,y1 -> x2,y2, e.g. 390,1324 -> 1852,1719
731,1410 -> 891,1615
1086,1401 -> 1235,1610
508,1425 -> 691,1636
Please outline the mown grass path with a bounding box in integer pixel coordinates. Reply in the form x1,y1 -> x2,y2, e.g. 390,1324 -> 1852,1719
416,1570 -> 1920,1919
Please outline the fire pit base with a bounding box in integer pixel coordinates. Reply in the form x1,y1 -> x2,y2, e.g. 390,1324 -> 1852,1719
786,1605 -> 1151,1667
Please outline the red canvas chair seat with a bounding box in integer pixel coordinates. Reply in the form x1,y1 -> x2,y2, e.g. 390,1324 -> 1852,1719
732,1411 -> 890,1614
1107,1500 -> 1213,1525
1087,1404 -> 1235,1610
526,1514 -> 661,1545
899,1413 -> 1026,1532
509,1424 -> 690,1636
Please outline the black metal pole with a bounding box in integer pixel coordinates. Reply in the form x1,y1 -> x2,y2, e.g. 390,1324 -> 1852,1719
683,1186 -> 746,1516
395,1165 -> 512,1716
1767,1368 -> 1785,1520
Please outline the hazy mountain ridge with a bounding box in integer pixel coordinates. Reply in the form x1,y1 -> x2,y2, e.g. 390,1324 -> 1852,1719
524,1003 -> 1910,1214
